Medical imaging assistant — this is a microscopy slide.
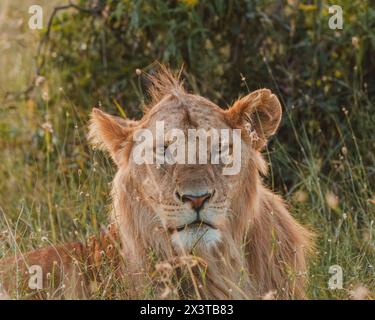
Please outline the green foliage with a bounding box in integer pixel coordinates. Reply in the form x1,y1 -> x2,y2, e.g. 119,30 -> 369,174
46,0 -> 374,109
44,0 -> 375,178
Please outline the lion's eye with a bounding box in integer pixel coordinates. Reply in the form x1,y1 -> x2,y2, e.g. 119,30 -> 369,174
156,144 -> 170,163
215,143 -> 234,165
216,142 -> 233,155
154,144 -> 168,154
163,144 -> 169,156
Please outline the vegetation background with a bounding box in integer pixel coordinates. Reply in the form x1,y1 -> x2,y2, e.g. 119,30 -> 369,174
0,0 -> 374,299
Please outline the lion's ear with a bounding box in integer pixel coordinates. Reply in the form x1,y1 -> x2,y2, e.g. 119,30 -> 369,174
226,89 -> 282,150
88,108 -> 136,165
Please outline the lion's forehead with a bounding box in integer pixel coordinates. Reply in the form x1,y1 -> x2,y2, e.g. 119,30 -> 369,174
146,102 -> 230,132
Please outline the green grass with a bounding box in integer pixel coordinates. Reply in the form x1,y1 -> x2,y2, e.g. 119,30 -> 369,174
0,0 -> 374,299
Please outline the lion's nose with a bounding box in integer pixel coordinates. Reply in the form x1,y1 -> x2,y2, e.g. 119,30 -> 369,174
177,192 -> 212,212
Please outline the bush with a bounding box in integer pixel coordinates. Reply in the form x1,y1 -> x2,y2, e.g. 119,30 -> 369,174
42,0 -> 374,185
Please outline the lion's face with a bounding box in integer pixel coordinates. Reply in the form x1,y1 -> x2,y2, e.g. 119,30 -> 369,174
89,73 -> 281,254
127,95 -> 241,251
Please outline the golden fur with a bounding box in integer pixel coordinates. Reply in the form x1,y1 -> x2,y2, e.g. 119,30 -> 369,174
0,224 -> 120,299
1,66 -> 313,299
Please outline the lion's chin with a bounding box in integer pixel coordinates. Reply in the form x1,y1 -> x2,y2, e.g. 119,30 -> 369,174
171,226 -> 222,252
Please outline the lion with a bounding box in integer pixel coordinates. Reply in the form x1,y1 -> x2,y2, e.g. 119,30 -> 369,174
1,66 -> 313,299
0,224 -> 121,299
